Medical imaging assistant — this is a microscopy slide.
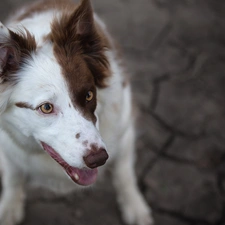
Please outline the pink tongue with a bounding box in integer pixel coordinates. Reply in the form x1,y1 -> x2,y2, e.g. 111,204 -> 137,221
41,142 -> 97,186
66,166 -> 98,186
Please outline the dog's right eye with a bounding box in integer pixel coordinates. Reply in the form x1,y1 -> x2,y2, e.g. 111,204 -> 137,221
39,103 -> 54,114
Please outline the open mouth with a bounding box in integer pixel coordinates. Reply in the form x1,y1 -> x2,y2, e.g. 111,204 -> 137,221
41,142 -> 98,186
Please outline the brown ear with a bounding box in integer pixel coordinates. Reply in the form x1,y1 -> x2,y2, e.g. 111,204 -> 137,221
0,45 -> 19,82
70,0 -> 110,87
0,47 -> 10,74
0,23 -> 36,83
0,23 -> 16,81
70,0 -> 94,36
51,0 -> 110,88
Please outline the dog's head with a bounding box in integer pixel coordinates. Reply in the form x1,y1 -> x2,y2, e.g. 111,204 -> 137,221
0,0 -> 110,186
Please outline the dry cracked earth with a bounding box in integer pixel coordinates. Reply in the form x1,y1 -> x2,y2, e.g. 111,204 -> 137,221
0,0 -> 225,225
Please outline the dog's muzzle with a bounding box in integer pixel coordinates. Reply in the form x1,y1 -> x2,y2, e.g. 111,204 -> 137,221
41,142 -> 108,186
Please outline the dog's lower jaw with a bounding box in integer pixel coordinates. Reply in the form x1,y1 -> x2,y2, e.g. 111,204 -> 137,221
66,166 -> 98,186
41,142 -> 98,186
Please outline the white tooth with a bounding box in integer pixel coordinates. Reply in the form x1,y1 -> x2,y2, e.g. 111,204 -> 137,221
74,173 -> 79,181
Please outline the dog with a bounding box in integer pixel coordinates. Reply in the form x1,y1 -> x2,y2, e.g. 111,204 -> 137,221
0,0 -> 153,224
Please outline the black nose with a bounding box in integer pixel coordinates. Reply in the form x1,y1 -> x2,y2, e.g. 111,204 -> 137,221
83,148 -> 109,169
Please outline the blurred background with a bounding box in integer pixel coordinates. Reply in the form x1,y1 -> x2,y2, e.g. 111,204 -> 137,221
0,0 -> 225,224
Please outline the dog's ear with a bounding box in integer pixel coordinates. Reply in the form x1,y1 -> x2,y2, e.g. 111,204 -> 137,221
0,23 -> 17,83
0,23 -> 36,114
0,22 -> 36,83
73,0 -> 109,87
51,0 -> 109,88
69,0 -> 94,37
52,0 -> 95,45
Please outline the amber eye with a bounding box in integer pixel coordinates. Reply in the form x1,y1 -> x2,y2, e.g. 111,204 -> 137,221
39,103 -> 53,114
86,91 -> 94,102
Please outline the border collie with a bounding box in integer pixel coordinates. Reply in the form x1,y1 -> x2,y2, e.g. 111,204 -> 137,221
0,0 -> 153,224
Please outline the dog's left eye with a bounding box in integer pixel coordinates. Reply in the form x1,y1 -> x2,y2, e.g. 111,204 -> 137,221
86,91 -> 94,102
39,103 -> 53,114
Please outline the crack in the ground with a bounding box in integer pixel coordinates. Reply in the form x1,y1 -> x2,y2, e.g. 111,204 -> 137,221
149,81 -> 160,111
138,134 -> 175,193
147,110 -> 206,139
149,147 -> 196,166
149,73 -> 171,111
150,150 -> 225,173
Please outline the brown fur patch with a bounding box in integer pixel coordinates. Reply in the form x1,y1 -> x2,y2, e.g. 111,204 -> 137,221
9,29 -> 37,58
50,0 -> 110,122
51,1 -> 110,87
75,133 -> 81,139
15,102 -> 34,110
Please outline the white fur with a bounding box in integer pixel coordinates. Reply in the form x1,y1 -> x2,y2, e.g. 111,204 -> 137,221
8,11 -> 55,46
0,3 -> 153,225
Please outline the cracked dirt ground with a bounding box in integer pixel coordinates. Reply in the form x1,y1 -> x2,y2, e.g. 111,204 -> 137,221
0,0 -> 225,225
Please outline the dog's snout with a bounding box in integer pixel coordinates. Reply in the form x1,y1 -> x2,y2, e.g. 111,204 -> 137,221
83,148 -> 108,169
